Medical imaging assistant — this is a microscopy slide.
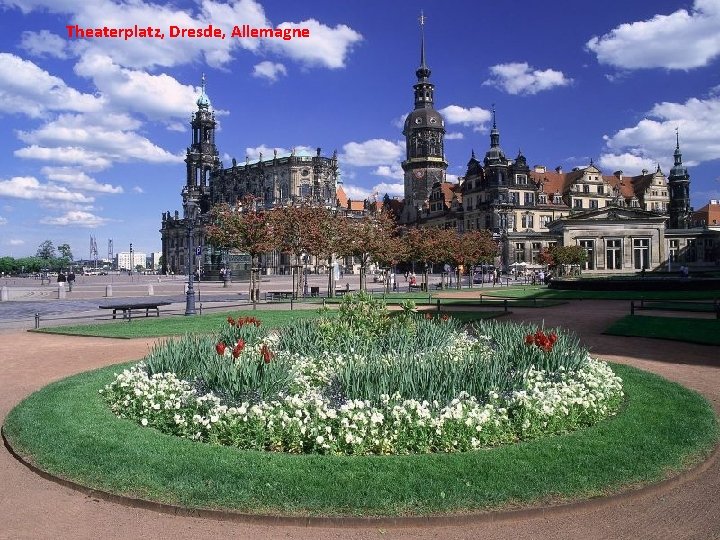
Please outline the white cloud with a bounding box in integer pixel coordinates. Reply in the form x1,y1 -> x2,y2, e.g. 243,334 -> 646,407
372,164 -> 404,180
252,61 -> 287,82
243,144 -> 315,161
597,152 -> 657,174
8,239 -> 25,246
483,62 -> 572,95
268,19 -> 363,69
0,53 -> 103,118
602,94 -> 720,168
445,132 -> 464,140
3,0 -> 362,72
73,52 -> 199,121
393,114 -> 408,129
587,0 -> 720,69
14,145 -> 112,170
342,183 -> 371,200
371,182 -> 403,197
438,105 -> 491,131
340,139 -> 404,166
17,113 -> 183,166
0,216 -> 7,225
41,166 -> 123,194
132,186 -> 144,194
0,176 -> 94,203
40,210 -> 109,227
19,30 -> 68,58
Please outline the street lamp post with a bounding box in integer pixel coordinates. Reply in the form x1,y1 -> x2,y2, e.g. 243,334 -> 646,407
184,200 -> 197,316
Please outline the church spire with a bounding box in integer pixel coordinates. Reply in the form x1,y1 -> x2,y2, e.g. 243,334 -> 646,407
490,104 -> 500,148
416,11 -> 430,82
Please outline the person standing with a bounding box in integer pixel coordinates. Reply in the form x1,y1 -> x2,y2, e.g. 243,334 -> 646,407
67,270 -> 76,292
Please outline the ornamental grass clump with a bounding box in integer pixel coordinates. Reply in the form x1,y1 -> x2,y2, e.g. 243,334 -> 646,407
103,294 -> 624,455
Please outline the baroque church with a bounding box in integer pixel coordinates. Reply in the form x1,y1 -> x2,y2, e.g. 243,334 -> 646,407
161,22 -> 719,278
160,75 -> 343,276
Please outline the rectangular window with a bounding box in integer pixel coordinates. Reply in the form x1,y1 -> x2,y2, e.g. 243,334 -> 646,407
509,192 -> 519,204
606,239 -> 623,270
686,239 -> 697,262
538,194 -> 547,204
573,199 -> 583,209
669,239 -> 679,262
524,192 -> 534,205
579,239 -> 595,270
515,242 -> 525,262
521,213 -> 534,229
531,242 -> 541,264
540,215 -> 552,228
583,185 -> 590,193
589,199 -> 598,209
597,185 -> 604,195
553,194 -> 562,204
633,238 -> 650,270
515,174 -> 527,185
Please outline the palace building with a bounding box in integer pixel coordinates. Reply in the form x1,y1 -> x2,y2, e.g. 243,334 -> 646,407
396,19 -> 719,273
161,22 -> 718,278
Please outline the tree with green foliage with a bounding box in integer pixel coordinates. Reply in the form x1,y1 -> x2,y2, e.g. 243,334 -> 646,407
36,240 -> 56,261
205,196 -> 276,304
545,245 -> 588,276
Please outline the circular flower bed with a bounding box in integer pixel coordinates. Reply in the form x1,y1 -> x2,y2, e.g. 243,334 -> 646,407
101,294 -> 624,455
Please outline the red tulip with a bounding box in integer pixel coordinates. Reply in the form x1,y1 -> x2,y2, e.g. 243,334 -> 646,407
215,342 -> 226,355
232,339 -> 245,358
260,343 -> 273,364
227,316 -> 235,326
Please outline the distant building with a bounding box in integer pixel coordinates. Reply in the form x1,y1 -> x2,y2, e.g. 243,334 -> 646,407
115,251 -> 147,271
147,252 -> 162,270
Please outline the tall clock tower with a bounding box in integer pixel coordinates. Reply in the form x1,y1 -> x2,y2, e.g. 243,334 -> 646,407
401,13 -> 447,223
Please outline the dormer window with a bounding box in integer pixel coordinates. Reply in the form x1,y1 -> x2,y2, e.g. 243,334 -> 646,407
515,174 -> 527,185
538,194 -> 547,204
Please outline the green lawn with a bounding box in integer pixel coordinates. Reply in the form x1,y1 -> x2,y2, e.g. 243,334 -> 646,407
32,308 -> 501,339
4,363 -> 716,516
604,315 -> 720,346
476,286 -> 720,301
33,309 -> 322,338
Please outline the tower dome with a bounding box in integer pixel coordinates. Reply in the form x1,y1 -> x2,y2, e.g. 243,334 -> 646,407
196,73 -> 211,109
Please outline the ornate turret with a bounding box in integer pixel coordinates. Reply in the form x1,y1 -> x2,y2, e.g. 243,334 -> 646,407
668,130 -> 691,229
401,12 -> 448,223
185,74 -> 221,212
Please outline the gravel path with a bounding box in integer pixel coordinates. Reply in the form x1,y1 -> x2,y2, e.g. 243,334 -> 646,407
0,300 -> 718,540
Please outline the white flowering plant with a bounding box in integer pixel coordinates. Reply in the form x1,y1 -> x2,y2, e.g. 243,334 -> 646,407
101,295 -> 624,455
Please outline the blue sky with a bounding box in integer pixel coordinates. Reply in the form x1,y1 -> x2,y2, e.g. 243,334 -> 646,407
0,0 -> 719,258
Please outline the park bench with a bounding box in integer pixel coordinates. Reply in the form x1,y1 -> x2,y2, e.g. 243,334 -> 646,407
265,291 -> 294,301
99,301 -> 171,320
335,289 -> 356,297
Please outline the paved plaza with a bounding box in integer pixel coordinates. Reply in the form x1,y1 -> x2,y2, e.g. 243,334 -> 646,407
0,296 -> 718,539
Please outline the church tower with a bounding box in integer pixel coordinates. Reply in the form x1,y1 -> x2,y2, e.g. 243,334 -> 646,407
401,12 -> 447,223
184,74 -> 221,214
668,131 -> 691,229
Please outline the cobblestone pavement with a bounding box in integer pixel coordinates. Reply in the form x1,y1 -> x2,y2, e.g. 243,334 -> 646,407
0,299 -> 718,540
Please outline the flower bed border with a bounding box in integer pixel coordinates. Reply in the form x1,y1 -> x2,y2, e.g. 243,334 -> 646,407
3,362 -> 717,518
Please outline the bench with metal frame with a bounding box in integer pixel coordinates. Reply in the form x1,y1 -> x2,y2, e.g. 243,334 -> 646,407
99,301 -> 172,320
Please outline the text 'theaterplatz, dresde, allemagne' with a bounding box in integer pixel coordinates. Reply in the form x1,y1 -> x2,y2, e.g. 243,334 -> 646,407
65,24 -> 311,41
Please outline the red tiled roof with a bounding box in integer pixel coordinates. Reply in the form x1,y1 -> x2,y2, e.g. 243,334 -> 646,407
336,185 -> 348,208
